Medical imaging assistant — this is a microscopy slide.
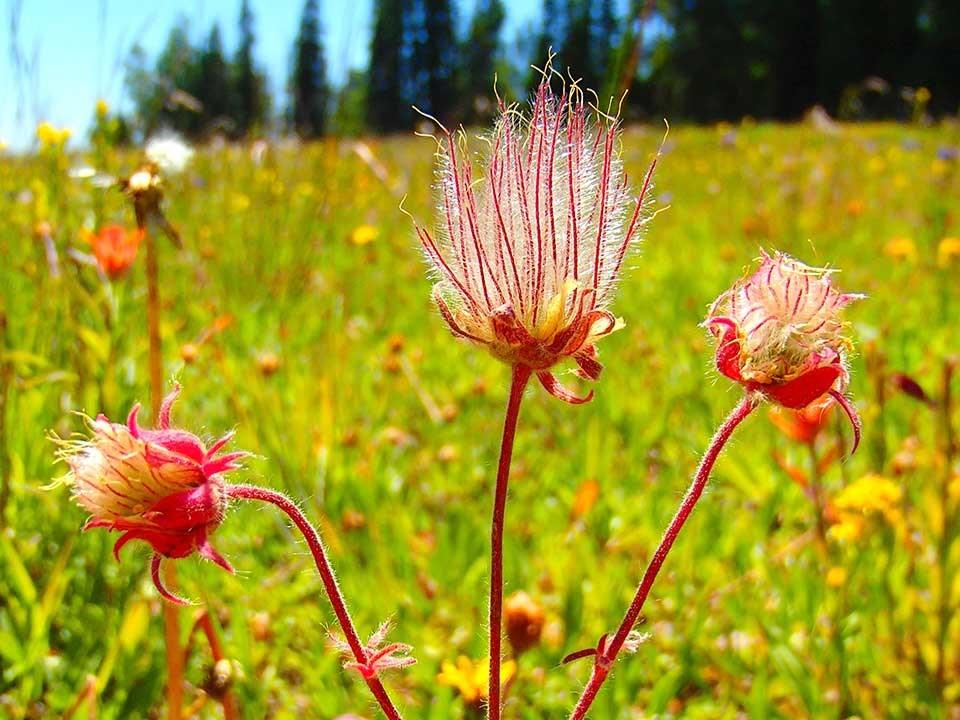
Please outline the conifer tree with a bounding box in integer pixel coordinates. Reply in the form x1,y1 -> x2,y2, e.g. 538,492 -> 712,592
461,0 -> 505,121
199,24 -> 232,133
292,0 -> 328,137
367,0 -> 410,133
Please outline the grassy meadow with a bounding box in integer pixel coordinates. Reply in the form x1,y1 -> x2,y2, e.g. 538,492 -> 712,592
1,120 -> 959,719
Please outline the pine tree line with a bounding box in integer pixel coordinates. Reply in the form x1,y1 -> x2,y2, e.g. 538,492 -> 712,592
123,0 -> 960,142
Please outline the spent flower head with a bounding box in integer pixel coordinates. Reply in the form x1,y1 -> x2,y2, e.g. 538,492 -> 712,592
504,590 -> 545,654
53,384 -> 246,603
119,162 -> 182,247
415,69 -> 660,403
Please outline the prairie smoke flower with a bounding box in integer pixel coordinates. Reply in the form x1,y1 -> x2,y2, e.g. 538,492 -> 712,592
86,224 -> 143,279
54,389 -> 408,716
706,252 -> 862,408
415,78 -> 659,403
705,251 -> 863,451
55,385 -> 246,603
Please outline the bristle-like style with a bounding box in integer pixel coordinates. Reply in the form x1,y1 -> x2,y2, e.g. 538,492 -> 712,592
416,75 -> 659,402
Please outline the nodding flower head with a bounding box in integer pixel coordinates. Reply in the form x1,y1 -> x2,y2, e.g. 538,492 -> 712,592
414,71 -> 661,404
54,384 -> 247,603
705,251 -> 864,451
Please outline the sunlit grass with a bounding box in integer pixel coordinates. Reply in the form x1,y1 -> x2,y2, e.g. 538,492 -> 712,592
0,120 -> 958,718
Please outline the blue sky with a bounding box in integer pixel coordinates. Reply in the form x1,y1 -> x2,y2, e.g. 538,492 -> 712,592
0,0 -> 546,149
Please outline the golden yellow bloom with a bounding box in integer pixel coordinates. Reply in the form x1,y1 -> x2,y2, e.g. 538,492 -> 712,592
938,237 -> 960,267
834,474 -> 902,514
829,474 -> 903,543
351,224 -> 379,246
36,122 -> 71,150
96,98 -> 110,118
884,236 -> 916,262
230,193 -> 250,213
437,656 -> 516,707
829,514 -> 865,543
826,566 -> 848,588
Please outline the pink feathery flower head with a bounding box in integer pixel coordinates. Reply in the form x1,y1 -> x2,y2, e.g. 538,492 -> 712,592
55,384 -> 246,603
414,71 -> 660,404
705,251 -> 864,449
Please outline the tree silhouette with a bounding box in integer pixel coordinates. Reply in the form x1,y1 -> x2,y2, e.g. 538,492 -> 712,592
291,0 -> 329,137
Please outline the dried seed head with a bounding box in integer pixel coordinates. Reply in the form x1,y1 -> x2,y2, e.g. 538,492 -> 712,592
504,590 -> 545,654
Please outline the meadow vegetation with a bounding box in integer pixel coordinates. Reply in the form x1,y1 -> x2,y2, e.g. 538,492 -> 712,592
0,118 -> 958,718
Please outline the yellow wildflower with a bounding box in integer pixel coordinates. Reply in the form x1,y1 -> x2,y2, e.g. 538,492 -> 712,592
938,237 -> 960,267
826,566 -> 848,588
830,474 -> 903,543
96,98 -> 109,118
884,236 -> 916,262
834,474 -> 902,513
230,193 -> 250,213
36,122 -> 71,150
350,224 -> 379,246
829,515 -> 864,542
437,656 -> 516,707
949,472 -> 960,502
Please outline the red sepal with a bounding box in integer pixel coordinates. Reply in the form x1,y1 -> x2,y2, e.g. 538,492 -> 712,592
754,364 -> 842,409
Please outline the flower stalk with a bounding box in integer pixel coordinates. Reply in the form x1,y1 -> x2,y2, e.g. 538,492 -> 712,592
141,225 -> 183,720
487,364 -> 531,719
226,485 -> 404,720
56,386 -> 409,719
568,395 -> 759,719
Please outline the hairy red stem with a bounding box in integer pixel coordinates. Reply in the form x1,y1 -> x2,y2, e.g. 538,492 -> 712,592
226,484 -> 403,720
569,395 -> 758,719
488,364 -> 532,720
143,224 -> 184,720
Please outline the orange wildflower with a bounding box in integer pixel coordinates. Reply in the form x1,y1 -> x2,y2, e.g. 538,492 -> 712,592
87,225 -> 143,278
